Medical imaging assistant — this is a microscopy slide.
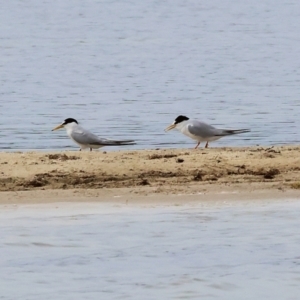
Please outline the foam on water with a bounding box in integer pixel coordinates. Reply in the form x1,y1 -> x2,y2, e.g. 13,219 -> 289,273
1,200 -> 299,299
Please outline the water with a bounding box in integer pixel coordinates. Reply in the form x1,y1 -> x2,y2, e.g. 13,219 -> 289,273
1,0 -> 300,150
1,200 -> 300,299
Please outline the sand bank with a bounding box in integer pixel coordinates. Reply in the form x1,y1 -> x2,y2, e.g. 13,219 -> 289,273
0,146 -> 299,204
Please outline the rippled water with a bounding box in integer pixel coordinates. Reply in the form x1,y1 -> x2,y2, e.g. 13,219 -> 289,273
1,0 -> 300,150
1,200 -> 300,299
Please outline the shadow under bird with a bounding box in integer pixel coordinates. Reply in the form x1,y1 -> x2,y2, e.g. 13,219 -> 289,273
165,115 -> 250,149
52,118 -> 136,151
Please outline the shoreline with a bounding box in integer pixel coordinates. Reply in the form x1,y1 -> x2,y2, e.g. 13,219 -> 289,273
0,185 -> 299,205
0,145 -> 300,204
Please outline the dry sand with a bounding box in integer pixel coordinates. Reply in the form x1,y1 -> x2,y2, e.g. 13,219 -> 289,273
0,145 -> 300,204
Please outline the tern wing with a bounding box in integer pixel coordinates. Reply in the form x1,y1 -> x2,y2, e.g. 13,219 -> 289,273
188,120 -> 250,138
214,128 -> 250,136
70,127 -> 135,146
187,120 -> 221,138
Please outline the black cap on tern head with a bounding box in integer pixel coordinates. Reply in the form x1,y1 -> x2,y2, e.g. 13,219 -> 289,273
63,118 -> 78,125
174,115 -> 189,124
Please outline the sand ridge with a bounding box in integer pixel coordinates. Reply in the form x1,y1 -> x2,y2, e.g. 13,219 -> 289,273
0,146 -> 299,196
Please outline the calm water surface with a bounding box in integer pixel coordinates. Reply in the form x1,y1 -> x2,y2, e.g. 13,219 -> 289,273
1,0 -> 300,150
1,200 -> 300,299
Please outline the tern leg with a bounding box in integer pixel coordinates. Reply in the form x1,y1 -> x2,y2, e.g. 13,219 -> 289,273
205,142 -> 209,148
194,142 -> 200,149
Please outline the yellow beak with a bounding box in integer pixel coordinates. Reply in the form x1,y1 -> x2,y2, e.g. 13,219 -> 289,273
52,124 -> 64,131
164,124 -> 176,132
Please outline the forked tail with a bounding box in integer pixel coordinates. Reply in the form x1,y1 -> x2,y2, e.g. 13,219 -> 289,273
217,129 -> 250,136
104,140 -> 136,146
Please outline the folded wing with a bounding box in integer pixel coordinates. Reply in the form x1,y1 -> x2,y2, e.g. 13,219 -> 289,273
187,121 -> 221,138
214,128 -> 250,137
70,128 -> 135,146
187,121 -> 250,138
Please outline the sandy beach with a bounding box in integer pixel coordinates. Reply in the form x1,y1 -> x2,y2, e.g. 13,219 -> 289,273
0,145 -> 299,204
1,146 -> 300,299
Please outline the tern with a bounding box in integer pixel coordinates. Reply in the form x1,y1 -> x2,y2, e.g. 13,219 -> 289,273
165,115 -> 250,149
52,118 -> 136,151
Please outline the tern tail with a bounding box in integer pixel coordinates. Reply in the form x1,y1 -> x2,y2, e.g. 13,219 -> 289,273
101,140 -> 136,146
216,129 -> 250,136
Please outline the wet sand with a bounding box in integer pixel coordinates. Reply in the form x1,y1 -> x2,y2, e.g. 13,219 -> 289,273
0,145 -> 300,204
